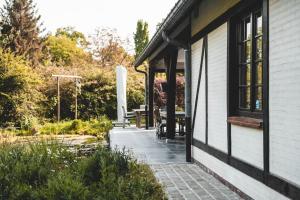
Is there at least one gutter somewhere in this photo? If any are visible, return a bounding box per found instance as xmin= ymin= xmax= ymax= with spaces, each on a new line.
xmin=134 ymin=65 xmax=149 ymax=130
xmin=134 ymin=0 xmax=195 ymax=67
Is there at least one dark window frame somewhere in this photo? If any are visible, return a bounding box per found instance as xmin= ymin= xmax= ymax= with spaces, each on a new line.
xmin=229 ymin=3 xmax=264 ymax=119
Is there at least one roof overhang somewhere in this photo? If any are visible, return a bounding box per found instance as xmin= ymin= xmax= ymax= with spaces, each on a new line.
xmin=134 ymin=0 xmax=196 ymax=67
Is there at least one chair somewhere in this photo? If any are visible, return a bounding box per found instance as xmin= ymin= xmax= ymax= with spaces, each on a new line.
xmin=122 ymin=106 xmax=135 ymax=128
xmin=177 ymin=117 xmax=185 ymax=136
xmin=154 ymin=107 xmax=166 ymax=139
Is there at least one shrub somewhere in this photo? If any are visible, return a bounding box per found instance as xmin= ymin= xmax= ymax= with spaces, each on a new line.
xmin=39 ymin=117 xmax=112 ymax=140
xmin=0 ymin=142 xmax=167 ymax=200
xmin=0 ymin=49 xmax=44 ymax=128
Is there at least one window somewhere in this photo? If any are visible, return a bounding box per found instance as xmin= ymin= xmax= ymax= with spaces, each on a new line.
xmin=231 ymin=6 xmax=263 ymax=119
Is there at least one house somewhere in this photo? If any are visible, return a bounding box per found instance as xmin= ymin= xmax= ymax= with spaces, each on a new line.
xmin=134 ymin=0 xmax=300 ymax=199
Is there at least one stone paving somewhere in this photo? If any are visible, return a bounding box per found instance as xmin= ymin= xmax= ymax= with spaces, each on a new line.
xmin=110 ymin=127 xmax=243 ymax=200
xmin=152 ymin=164 xmax=242 ymax=200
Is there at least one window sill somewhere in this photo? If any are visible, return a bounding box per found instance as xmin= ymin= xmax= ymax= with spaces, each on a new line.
xmin=228 ymin=116 xmax=263 ymax=129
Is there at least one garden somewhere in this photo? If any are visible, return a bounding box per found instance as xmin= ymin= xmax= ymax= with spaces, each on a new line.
xmin=0 ymin=0 xmax=168 ymax=199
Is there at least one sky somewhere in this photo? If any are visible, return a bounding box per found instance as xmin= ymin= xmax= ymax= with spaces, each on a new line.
xmin=0 ymin=0 xmax=177 ymax=48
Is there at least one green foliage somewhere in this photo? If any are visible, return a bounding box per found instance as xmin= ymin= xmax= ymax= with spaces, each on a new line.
xmin=0 ymin=142 xmax=166 ymax=200
xmin=40 ymin=117 xmax=112 ymax=140
xmin=0 ymin=49 xmax=44 ymax=128
xmin=0 ymin=0 xmax=42 ymax=65
xmin=134 ymin=20 xmax=149 ymax=58
xmin=78 ymin=70 xmax=117 ymax=120
xmin=43 ymin=34 xmax=91 ymax=67
xmin=89 ymin=28 xmax=132 ymax=67
xmin=55 ymin=27 xmax=89 ymax=48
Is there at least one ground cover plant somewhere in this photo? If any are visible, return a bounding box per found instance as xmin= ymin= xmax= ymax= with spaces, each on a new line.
xmin=0 ymin=141 xmax=167 ymax=200
xmin=40 ymin=117 xmax=112 ymax=139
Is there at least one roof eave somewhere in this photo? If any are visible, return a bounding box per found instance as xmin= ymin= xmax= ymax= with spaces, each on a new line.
xmin=134 ymin=0 xmax=195 ymax=67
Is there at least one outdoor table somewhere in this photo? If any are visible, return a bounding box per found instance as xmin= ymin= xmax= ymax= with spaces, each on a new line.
xmin=160 ymin=111 xmax=186 ymax=135
xmin=133 ymin=109 xmax=146 ymax=128
xmin=160 ymin=111 xmax=185 ymax=119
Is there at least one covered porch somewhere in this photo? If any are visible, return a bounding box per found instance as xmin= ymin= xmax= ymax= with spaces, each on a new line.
xmin=134 ymin=11 xmax=193 ymax=161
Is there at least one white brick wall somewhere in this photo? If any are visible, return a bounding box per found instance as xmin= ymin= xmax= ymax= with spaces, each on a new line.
xmin=192 ymin=146 xmax=289 ymax=200
xmin=231 ymin=125 xmax=264 ymax=169
xmin=191 ymin=39 xmax=206 ymax=142
xmin=207 ymin=23 xmax=228 ymax=153
xmin=269 ymin=0 xmax=300 ymax=186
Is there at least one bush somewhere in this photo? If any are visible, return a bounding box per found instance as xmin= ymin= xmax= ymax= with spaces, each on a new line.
xmin=0 ymin=142 xmax=166 ymax=200
xmin=39 ymin=117 xmax=112 ymax=140
xmin=0 ymin=49 xmax=44 ymax=128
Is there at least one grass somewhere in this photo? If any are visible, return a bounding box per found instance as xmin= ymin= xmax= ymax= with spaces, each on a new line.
xmin=0 ymin=141 xmax=167 ymax=200
xmin=1 ymin=116 xmax=112 ymax=142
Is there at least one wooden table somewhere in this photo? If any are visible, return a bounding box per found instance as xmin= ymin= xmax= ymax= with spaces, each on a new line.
xmin=160 ymin=111 xmax=186 ymax=135
xmin=160 ymin=111 xmax=185 ymax=119
xmin=133 ymin=109 xmax=146 ymax=128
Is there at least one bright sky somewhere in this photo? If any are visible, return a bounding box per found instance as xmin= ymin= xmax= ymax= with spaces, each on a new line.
xmin=0 ymin=0 xmax=177 ymax=47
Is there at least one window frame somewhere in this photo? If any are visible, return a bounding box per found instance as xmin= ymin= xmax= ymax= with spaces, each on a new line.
xmin=229 ymin=3 xmax=264 ymax=120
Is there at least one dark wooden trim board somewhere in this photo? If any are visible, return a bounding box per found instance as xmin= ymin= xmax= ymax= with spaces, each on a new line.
xmin=192 ymin=139 xmax=300 ymax=199
xmin=192 ymin=158 xmax=253 ymax=200
xmin=204 ymin=36 xmax=208 ymax=145
xmin=190 ymin=0 xmax=300 ymax=199
xmin=227 ymin=116 xmax=263 ymax=129
xmin=191 ymin=0 xmax=260 ymax=44
xmin=262 ymin=0 xmax=270 ymax=177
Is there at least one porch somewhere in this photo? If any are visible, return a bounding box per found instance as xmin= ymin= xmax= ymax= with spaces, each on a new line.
xmin=109 ymin=127 xmax=243 ymax=200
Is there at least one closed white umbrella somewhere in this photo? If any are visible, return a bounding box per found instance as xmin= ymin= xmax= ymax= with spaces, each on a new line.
xmin=116 ymin=65 xmax=127 ymax=123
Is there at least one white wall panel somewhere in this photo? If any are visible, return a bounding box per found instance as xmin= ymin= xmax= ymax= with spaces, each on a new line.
xmin=192 ymin=146 xmax=289 ymax=200
xmin=231 ymin=125 xmax=264 ymax=169
xmin=191 ymin=39 xmax=206 ymax=142
xmin=269 ymin=0 xmax=300 ymax=186
xmin=207 ymin=23 xmax=228 ymax=153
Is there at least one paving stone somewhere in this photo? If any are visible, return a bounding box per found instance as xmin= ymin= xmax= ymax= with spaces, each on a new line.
xmin=110 ymin=127 xmax=244 ymax=200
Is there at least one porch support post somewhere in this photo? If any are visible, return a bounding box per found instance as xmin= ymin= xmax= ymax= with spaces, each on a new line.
xmin=184 ymin=47 xmax=192 ymax=162
xmin=165 ymin=48 xmax=178 ymax=139
xmin=148 ymin=65 xmax=155 ymax=127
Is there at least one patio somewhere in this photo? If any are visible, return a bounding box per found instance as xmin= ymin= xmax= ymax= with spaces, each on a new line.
xmin=109 ymin=127 xmax=243 ymax=200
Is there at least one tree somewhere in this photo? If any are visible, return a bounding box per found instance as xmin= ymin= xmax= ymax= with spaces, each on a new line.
xmin=0 ymin=0 xmax=43 ymax=65
xmin=43 ymin=29 xmax=92 ymax=66
xmin=89 ymin=28 xmax=132 ymax=67
xmin=134 ymin=20 xmax=149 ymax=58
xmin=55 ymin=27 xmax=89 ymax=48
xmin=0 ymin=48 xmax=44 ymax=128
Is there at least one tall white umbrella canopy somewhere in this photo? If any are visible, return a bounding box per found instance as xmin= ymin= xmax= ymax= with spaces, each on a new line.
xmin=116 ymin=65 xmax=127 ymax=122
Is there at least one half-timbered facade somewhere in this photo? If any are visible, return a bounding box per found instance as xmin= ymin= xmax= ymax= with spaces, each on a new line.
xmin=134 ymin=0 xmax=300 ymax=199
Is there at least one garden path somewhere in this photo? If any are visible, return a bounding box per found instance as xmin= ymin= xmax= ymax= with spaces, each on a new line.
xmin=109 ymin=127 xmax=243 ymax=200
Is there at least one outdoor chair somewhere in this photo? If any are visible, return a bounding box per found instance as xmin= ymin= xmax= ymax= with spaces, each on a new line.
xmin=154 ymin=107 xmax=166 ymax=139
xmin=122 ymin=106 xmax=135 ymax=128
xmin=177 ymin=117 xmax=185 ymax=136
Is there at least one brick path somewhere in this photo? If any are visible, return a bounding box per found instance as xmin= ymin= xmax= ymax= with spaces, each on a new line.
xmin=110 ymin=127 xmax=243 ymax=200
xmin=152 ymin=163 xmax=242 ymax=200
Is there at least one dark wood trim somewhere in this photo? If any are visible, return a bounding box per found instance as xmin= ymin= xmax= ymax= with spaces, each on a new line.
xmin=204 ymin=36 xmax=208 ymax=145
xmin=262 ymin=0 xmax=270 ymax=177
xmin=192 ymin=138 xmax=300 ymax=199
xmin=149 ymin=17 xmax=190 ymax=62
xmin=191 ymin=0 xmax=260 ymax=44
xmin=166 ymin=48 xmax=178 ymax=139
xmin=192 ymin=37 xmax=206 ymax=132
xmin=192 ymin=158 xmax=253 ymax=200
xmin=227 ymin=21 xmax=232 ymax=158
xmin=153 ymin=68 xmax=184 ymax=73
xmin=148 ymin=67 xmax=155 ymax=127
xmin=227 ymin=116 xmax=263 ymax=129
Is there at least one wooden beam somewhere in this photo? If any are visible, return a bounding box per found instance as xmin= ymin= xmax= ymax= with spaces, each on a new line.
xmin=149 ymin=17 xmax=190 ymax=62
xmin=148 ymin=66 xmax=155 ymax=127
xmin=166 ymin=48 xmax=178 ymax=139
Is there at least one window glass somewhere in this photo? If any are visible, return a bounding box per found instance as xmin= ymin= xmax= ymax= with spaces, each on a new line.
xmin=236 ymin=8 xmax=263 ymax=114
